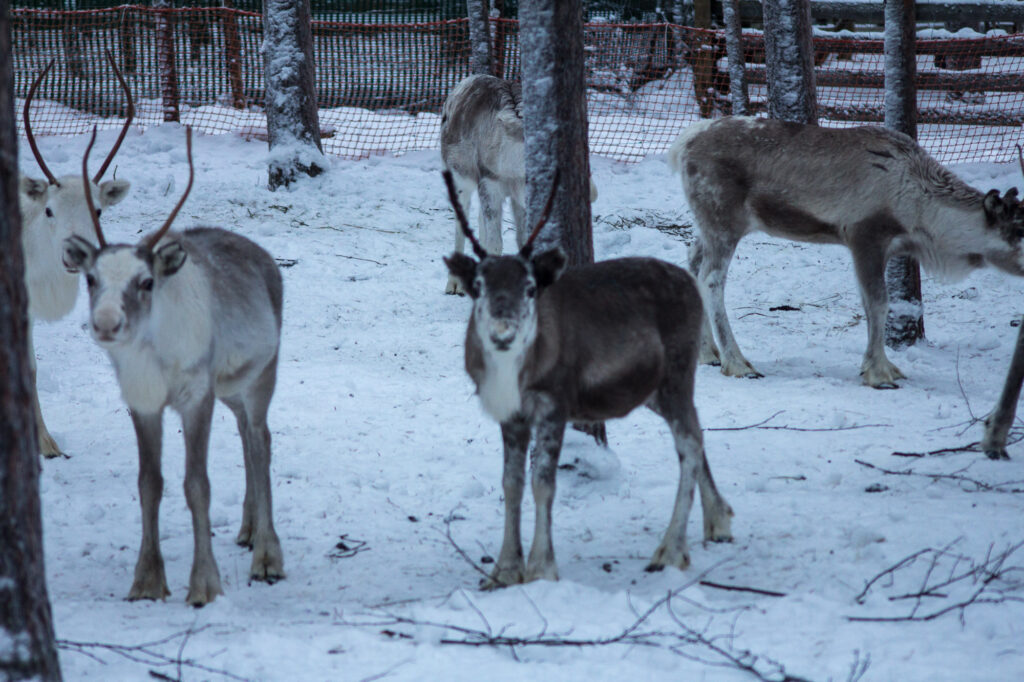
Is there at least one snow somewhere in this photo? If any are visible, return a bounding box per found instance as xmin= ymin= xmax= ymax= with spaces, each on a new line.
xmin=21 ymin=119 xmax=1024 ymax=681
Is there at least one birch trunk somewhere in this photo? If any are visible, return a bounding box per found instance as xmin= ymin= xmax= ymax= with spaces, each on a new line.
xmin=763 ymin=0 xmax=817 ymax=124
xmin=466 ymin=0 xmax=492 ymax=76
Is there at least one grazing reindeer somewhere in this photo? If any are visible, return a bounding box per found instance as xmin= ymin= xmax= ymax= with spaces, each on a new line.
xmin=443 ymin=171 xmax=733 ymax=589
xmin=670 ymin=116 xmax=1024 ymax=388
xmin=441 ymin=74 xmax=597 ymax=294
xmin=22 ymin=54 xmax=133 ymax=456
xmin=62 ymin=127 xmax=285 ymax=606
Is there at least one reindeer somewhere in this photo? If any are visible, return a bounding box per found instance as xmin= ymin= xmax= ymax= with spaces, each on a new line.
xmin=62 ymin=127 xmax=285 ymax=606
xmin=441 ymin=74 xmax=597 ymax=294
xmin=443 ymin=171 xmax=733 ymax=589
xmin=982 ymin=318 xmax=1024 ymax=460
xmin=21 ymin=53 xmax=133 ymax=456
xmin=670 ymin=116 xmax=1024 ymax=388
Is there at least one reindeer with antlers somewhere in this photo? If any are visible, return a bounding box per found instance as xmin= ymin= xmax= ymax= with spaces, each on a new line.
xmin=20 ymin=53 xmax=133 ymax=456
xmin=62 ymin=127 xmax=285 ymax=606
xmin=443 ymin=171 xmax=733 ymax=589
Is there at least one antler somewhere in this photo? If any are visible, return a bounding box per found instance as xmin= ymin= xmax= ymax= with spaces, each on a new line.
xmin=1017 ymin=144 xmax=1023 ymax=187
xmin=519 ymin=169 xmax=561 ymax=256
xmin=145 ymin=126 xmax=194 ymax=250
xmin=23 ymin=59 xmax=59 ymax=186
xmin=81 ymin=125 xmax=107 ymax=247
xmin=92 ymin=49 xmax=135 ymax=183
xmin=442 ymin=170 xmax=488 ymax=259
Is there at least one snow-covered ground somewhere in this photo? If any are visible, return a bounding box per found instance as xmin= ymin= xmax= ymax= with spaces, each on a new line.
xmin=23 ymin=123 xmax=1024 ymax=681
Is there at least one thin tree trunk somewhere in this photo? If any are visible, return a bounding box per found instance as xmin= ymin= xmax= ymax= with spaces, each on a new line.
xmin=884 ymin=0 xmax=924 ymax=348
xmin=221 ymin=0 xmax=245 ymax=109
xmin=264 ymin=0 xmax=325 ymax=190
xmin=0 ymin=4 xmax=62 ymax=679
xmin=153 ymin=0 xmax=180 ymax=122
xmin=763 ymin=0 xmax=817 ymax=124
xmin=722 ymin=0 xmax=749 ymax=116
xmin=466 ymin=0 xmax=492 ymax=76
xmin=520 ymin=0 xmax=604 ymax=445
xmin=491 ymin=0 xmax=506 ymax=78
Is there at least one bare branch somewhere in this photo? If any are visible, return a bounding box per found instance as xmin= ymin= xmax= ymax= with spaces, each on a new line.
xmin=708 ymin=411 xmax=889 ymax=433
xmin=854 ymin=459 xmax=1024 ymax=493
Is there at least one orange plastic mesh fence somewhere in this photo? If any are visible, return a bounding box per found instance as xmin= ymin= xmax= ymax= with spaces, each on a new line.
xmin=12 ymin=8 xmax=1024 ymax=165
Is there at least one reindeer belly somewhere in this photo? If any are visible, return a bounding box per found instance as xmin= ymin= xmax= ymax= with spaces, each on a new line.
xmin=750 ymin=194 xmax=843 ymax=245
xmin=571 ymin=351 xmax=663 ymax=421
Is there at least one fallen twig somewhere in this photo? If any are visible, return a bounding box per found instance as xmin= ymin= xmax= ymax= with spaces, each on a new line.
xmin=854 ymin=459 xmax=1024 ymax=493
xmin=708 ymin=411 xmax=889 ymax=433
xmin=699 ymin=580 xmax=787 ymax=598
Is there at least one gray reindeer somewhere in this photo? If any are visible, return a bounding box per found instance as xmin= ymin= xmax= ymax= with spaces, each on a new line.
xmin=21 ymin=54 xmax=133 ymax=456
xmin=62 ymin=128 xmax=284 ymax=606
xmin=441 ymin=74 xmax=596 ymax=294
xmin=443 ymin=171 xmax=733 ymax=589
xmin=671 ymin=116 xmax=1024 ymax=388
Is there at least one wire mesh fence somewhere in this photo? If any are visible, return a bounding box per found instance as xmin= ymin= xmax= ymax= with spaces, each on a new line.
xmin=12 ymin=7 xmax=1024 ymax=164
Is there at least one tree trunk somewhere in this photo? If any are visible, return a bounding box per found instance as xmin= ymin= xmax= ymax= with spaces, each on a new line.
xmin=221 ymin=0 xmax=245 ymax=109
xmin=153 ymin=0 xmax=180 ymax=122
xmin=722 ymin=0 xmax=749 ymax=116
xmin=884 ymin=0 xmax=924 ymax=348
xmin=0 ymin=5 xmax=62 ymax=679
xmin=519 ymin=0 xmax=604 ymax=445
xmin=763 ymin=0 xmax=817 ymax=124
xmin=466 ymin=0 xmax=492 ymax=76
xmin=491 ymin=0 xmax=506 ymax=78
xmin=264 ymin=0 xmax=325 ymax=190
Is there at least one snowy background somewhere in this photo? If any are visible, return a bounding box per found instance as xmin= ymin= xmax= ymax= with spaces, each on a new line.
xmin=21 ymin=119 xmax=1024 ymax=681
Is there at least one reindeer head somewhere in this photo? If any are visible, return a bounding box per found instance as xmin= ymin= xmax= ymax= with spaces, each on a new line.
xmin=979 ymin=146 xmax=1024 ymax=272
xmin=63 ymin=127 xmax=194 ymax=347
xmin=443 ymin=170 xmax=566 ymax=352
xmin=22 ymin=53 xmax=133 ymax=248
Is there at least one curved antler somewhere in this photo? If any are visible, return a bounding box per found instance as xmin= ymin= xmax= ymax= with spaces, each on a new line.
xmin=92 ymin=49 xmax=135 ymax=183
xmin=519 ymin=169 xmax=561 ymax=257
xmin=442 ymin=170 xmax=489 ymax=259
xmin=81 ymin=125 xmax=107 ymax=247
xmin=23 ymin=59 xmax=59 ymax=186
xmin=145 ymin=126 xmax=194 ymax=250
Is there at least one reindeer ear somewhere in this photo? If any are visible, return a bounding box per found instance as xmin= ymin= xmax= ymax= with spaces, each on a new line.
xmin=154 ymin=241 xmax=188 ymax=278
xmin=531 ymin=247 xmax=567 ymax=289
xmin=98 ymin=179 xmax=131 ymax=207
xmin=984 ymin=189 xmax=1008 ymax=225
xmin=62 ymin=235 xmax=96 ymax=273
xmin=444 ymin=252 xmax=478 ymax=296
xmin=20 ymin=176 xmax=48 ymax=201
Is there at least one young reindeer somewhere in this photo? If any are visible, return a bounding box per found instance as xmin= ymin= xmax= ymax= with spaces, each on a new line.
xmin=21 ymin=53 xmax=133 ymax=456
xmin=443 ymin=171 xmax=733 ymax=589
xmin=441 ymin=74 xmax=597 ymax=294
xmin=670 ymin=116 xmax=1024 ymax=388
xmin=62 ymin=127 xmax=285 ymax=606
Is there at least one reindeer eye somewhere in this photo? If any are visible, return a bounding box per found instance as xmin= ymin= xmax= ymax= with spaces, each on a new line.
xmin=140 ymin=278 xmax=154 ymax=292
xmin=85 ymin=274 xmax=96 ymax=288
xmin=45 ymin=207 xmax=54 ymax=218
xmin=525 ymin=284 xmax=537 ymax=298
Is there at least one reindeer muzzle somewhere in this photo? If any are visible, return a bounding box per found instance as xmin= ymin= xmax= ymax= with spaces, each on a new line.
xmin=489 ymin=319 xmax=518 ymax=351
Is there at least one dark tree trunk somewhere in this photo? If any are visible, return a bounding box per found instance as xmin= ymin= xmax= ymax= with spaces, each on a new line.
xmin=264 ymin=0 xmax=325 ymax=190
xmin=221 ymin=0 xmax=246 ymax=109
xmin=884 ymin=0 xmax=924 ymax=348
xmin=763 ymin=0 xmax=818 ymax=124
xmin=520 ymin=0 xmax=604 ymax=445
xmin=722 ymin=0 xmax=749 ymax=116
xmin=466 ymin=0 xmax=492 ymax=76
xmin=519 ymin=0 xmax=592 ymax=263
xmin=153 ymin=0 xmax=180 ymax=122
xmin=0 ymin=5 xmax=62 ymax=679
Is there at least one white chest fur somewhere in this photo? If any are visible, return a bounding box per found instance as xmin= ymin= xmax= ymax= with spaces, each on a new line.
xmin=473 ymin=313 xmax=536 ymax=423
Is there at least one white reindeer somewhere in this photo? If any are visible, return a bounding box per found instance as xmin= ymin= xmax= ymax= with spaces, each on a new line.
xmin=443 ymin=172 xmax=733 ymax=588
xmin=441 ymin=74 xmax=597 ymax=294
xmin=670 ymin=116 xmax=1024 ymax=388
xmin=21 ymin=54 xmax=132 ymax=456
xmin=62 ymin=128 xmax=285 ymax=606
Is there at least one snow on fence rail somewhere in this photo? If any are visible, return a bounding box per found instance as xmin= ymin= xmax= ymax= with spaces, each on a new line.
xmin=11 ymin=7 xmax=1024 ymax=164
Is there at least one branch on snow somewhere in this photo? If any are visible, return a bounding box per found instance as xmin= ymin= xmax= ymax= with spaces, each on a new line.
xmin=708 ymin=410 xmax=890 ymax=433
xmin=850 ymin=539 xmax=1024 ymax=623
xmin=854 ymin=459 xmax=1024 ymax=493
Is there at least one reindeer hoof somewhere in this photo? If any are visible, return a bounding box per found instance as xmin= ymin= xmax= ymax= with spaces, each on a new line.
xmin=480 ymin=564 xmax=524 ymax=590
xmin=985 ymin=448 xmax=1010 ymax=461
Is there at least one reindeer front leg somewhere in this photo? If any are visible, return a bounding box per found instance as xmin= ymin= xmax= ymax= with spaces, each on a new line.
xmin=482 ymin=417 xmax=530 ymax=590
xmin=127 ymin=409 xmax=170 ymax=601
xmin=181 ymin=390 xmax=223 ymax=606
xmin=525 ymin=407 xmax=566 ymax=583
xmin=851 ymin=240 xmax=905 ymax=388
xmin=982 ymin=318 xmax=1024 ymax=460
xmin=27 ymin=325 xmax=63 ymax=457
